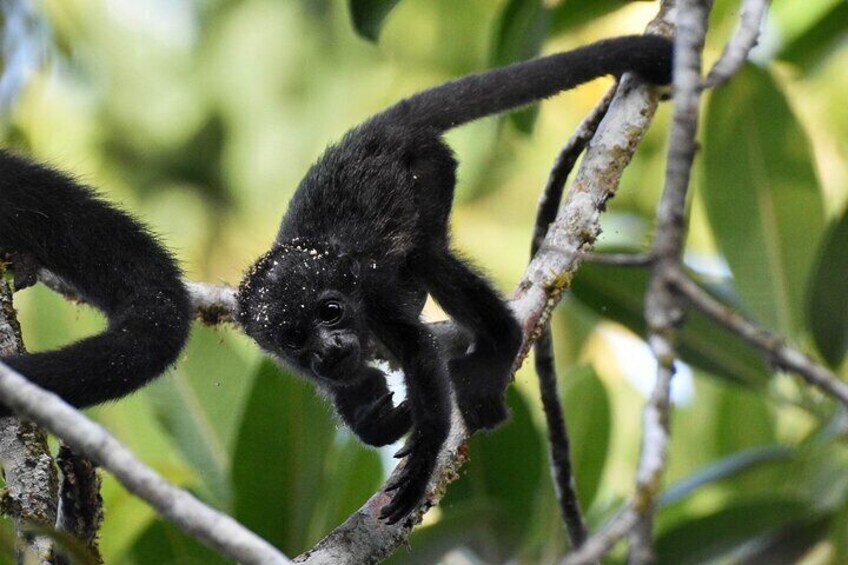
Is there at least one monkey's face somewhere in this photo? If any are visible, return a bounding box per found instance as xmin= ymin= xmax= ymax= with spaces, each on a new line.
xmin=237 ymin=241 xmax=368 ymax=386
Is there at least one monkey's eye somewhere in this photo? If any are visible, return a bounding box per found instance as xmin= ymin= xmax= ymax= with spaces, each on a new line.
xmin=318 ymin=300 xmax=344 ymax=325
xmin=282 ymin=327 xmax=308 ymax=350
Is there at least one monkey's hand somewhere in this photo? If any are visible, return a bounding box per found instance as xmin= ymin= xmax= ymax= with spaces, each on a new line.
xmin=380 ymin=423 xmax=446 ymax=524
xmin=450 ymin=353 xmax=511 ymax=432
xmin=350 ymin=392 xmax=412 ymax=447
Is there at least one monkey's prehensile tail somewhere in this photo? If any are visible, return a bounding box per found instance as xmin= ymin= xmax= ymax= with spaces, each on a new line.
xmin=0 ymin=150 xmax=191 ymax=414
xmin=382 ymin=35 xmax=673 ymax=133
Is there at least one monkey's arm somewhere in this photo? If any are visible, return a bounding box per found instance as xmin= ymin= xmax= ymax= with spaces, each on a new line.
xmin=380 ymin=35 xmax=672 ymax=132
xmin=0 ymin=150 xmax=191 ymax=416
xmin=415 ymin=249 xmax=523 ymax=432
xmin=369 ymin=309 xmax=451 ymax=524
xmin=331 ymin=366 xmax=411 ymax=447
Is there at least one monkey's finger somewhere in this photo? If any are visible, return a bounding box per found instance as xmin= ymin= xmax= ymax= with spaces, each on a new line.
xmin=373 ymin=391 xmax=395 ymax=410
xmin=393 ymin=441 xmax=415 ymax=459
xmin=383 ymin=472 xmax=406 ymax=492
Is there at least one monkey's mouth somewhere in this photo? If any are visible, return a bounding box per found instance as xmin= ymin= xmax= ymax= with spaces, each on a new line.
xmin=311 ymin=348 xmax=361 ymax=382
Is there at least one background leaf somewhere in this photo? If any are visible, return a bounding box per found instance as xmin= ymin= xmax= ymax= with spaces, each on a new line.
xmin=232 ymin=359 xmax=336 ymax=555
xmin=560 ymin=364 xmax=611 ymax=511
xmin=440 ymin=388 xmax=543 ymax=561
xmin=549 ymin=0 xmax=630 ymax=35
xmin=490 ymin=0 xmax=549 ymax=133
xmin=702 ymin=65 xmax=826 ymax=336
xmin=807 ymin=204 xmax=848 ymax=367
xmin=348 ymin=0 xmax=404 ymax=42
xmin=655 ymin=499 xmax=807 ymax=565
xmin=570 ymin=256 xmax=770 ymax=387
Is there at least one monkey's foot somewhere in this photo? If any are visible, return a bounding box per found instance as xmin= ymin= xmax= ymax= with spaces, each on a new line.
xmin=449 ymin=354 xmax=511 ymax=432
xmin=456 ymin=391 xmax=509 ymax=432
xmin=380 ymin=427 xmax=443 ymax=524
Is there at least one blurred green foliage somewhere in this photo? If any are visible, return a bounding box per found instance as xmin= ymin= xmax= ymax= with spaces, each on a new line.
xmin=1 ymin=0 xmax=847 ymax=563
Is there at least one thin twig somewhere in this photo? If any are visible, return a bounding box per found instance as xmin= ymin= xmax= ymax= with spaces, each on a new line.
xmin=667 ymin=268 xmax=848 ymax=407
xmin=704 ymin=0 xmax=768 ymax=88
xmin=534 ymin=330 xmax=588 ymax=548
xmin=529 ymin=88 xmax=616 ymax=549
xmin=578 ymin=252 xmax=653 ymax=267
xmin=562 ymin=506 xmax=639 ymax=565
xmin=0 ymin=361 xmax=291 ymax=565
xmin=629 ymin=0 xmax=711 ymax=561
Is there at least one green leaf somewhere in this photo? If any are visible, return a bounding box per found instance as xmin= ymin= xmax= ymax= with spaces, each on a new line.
xmin=232 ymin=359 xmax=336 ymax=555
xmin=655 ymin=498 xmax=808 ymax=565
xmin=733 ymin=514 xmax=832 ymax=563
xmin=807 ymin=204 xmax=848 ymax=367
xmin=490 ymin=0 xmax=549 ymax=134
xmin=703 ymin=66 xmax=826 ymax=336
xmin=347 ymin=0 xmax=403 ymax=42
xmin=560 ymin=364 xmax=610 ymax=510
xmin=128 ymin=519 xmax=229 ymax=565
xmin=779 ymin=2 xmax=848 ymax=71
xmin=385 ymin=503 xmax=499 ymax=565
xmin=570 ymin=257 xmax=770 ymax=387
xmin=714 ymin=387 xmax=775 ymax=457
xmin=659 ymin=445 xmax=794 ymax=507
xmin=549 ymin=0 xmax=630 ymax=35
xmin=441 ymin=388 xmax=543 ymax=560
xmin=147 ymin=326 xmax=255 ymax=508
xmin=313 ymin=437 xmax=383 ymax=533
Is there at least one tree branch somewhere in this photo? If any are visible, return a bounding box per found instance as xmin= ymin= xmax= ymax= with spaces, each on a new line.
xmin=666 ymin=268 xmax=848 ymax=407
xmin=0 ymin=360 xmax=291 ymax=565
xmin=0 ymin=276 xmax=58 ymax=564
xmin=704 ymin=0 xmax=768 ymax=88
xmin=628 ymin=1 xmax=710 ymax=561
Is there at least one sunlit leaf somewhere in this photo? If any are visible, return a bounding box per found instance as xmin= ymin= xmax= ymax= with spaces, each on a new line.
xmin=560 ymin=364 xmax=610 ymax=510
xmin=779 ymin=2 xmax=848 ymax=71
xmin=807 ymin=205 xmax=848 ymax=367
xmin=703 ymin=66 xmax=825 ymax=336
xmin=348 ymin=0 xmax=403 ymax=42
xmin=549 ymin=0 xmax=630 ymax=35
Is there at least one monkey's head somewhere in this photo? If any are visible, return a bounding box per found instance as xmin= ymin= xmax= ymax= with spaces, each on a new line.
xmin=237 ymin=239 xmax=367 ymax=386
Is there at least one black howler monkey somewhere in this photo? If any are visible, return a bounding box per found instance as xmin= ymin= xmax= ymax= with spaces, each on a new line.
xmin=237 ymin=35 xmax=673 ymax=523
xmin=0 ymin=150 xmax=191 ymax=416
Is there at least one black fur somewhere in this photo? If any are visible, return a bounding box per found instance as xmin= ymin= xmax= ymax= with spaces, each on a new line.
xmin=0 ymin=150 xmax=192 ymax=415
xmin=237 ymin=35 xmax=673 ymax=524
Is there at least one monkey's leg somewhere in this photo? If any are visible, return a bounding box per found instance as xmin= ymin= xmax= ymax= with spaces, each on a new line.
xmin=331 ymin=366 xmax=411 ymax=447
xmin=370 ymin=312 xmax=451 ymax=524
xmin=419 ymin=250 xmax=523 ymax=432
